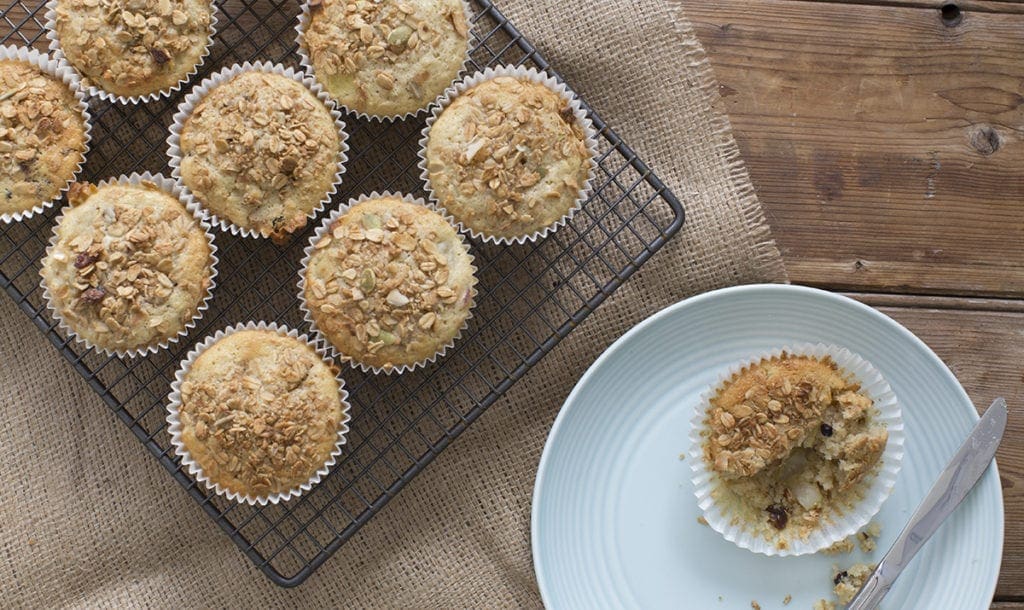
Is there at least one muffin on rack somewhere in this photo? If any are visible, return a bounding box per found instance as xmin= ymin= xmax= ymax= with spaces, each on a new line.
xmin=170 ymin=325 xmax=348 ymax=503
xmin=300 ymin=193 xmax=476 ymax=373
xmin=0 ymin=55 xmax=88 ymax=221
xmin=299 ymin=0 xmax=470 ymax=118
xmin=421 ymin=67 xmax=595 ymax=243
xmin=48 ymin=0 xmax=215 ymax=100
xmin=172 ymin=66 xmax=346 ymax=240
xmin=40 ymin=177 xmax=215 ymax=355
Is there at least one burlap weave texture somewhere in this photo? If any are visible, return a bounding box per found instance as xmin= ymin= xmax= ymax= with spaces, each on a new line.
xmin=0 ymin=0 xmax=787 ymax=606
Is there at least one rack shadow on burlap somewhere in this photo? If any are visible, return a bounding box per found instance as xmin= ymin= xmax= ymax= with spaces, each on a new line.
xmin=0 ymin=0 xmax=684 ymax=586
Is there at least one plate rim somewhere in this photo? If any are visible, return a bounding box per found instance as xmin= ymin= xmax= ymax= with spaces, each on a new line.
xmin=531 ymin=282 xmax=1005 ymax=608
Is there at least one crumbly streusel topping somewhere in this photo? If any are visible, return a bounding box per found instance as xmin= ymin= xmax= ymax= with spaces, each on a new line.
xmin=425 ymin=76 xmax=591 ymax=238
xmin=179 ymin=330 xmax=343 ymax=497
xmin=54 ymin=0 xmax=212 ymax=97
xmin=41 ymin=181 xmax=211 ymax=350
xmin=305 ymin=196 xmax=475 ymax=370
xmin=179 ymin=70 xmax=341 ymax=238
xmin=304 ymin=0 xmax=468 ymax=115
xmin=0 ymin=60 xmax=86 ymax=216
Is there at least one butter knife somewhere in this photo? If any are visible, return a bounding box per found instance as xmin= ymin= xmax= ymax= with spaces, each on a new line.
xmin=847 ymin=397 xmax=1007 ymax=610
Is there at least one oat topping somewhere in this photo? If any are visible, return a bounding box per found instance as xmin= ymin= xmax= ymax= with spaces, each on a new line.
xmin=178 ymin=70 xmax=341 ymax=239
xmin=178 ymin=330 xmax=344 ymax=497
xmin=54 ymin=0 xmax=213 ymax=97
xmin=425 ymin=76 xmax=591 ymax=239
xmin=303 ymin=0 xmax=469 ymax=116
xmin=304 ymin=196 xmax=475 ymax=370
xmin=40 ymin=181 xmax=212 ymax=351
xmin=0 ymin=60 xmax=86 ymax=217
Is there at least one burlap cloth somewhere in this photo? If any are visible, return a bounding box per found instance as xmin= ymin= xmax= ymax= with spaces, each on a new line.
xmin=1 ymin=1 xmax=787 ymax=607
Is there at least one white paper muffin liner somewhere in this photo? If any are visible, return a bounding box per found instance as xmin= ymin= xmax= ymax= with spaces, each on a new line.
xmin=417 ymin=65 xmax=599 ymax=245
xmin=166 ymin=61 xmax=349 ymax=240
xmin=43 ymin=0 xmax=218 ymax=104
xmin=295 ymin=0 xmax=475 ymax=122
xmin=297 ymin=190 xmax=478 ymax=375
xmin=39 ymin=172 xmax=219 ymax=358
xmin=166 ymin=321 xmax=352 ymax=506
xmin=0 ymin=45 xmax=91 ymax=224
xmin=686 ymin=343 xmax=905 ymax=557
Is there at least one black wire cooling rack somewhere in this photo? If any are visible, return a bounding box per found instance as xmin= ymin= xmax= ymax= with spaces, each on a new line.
xmin=0 ymin=0 xmax=684 ymax=586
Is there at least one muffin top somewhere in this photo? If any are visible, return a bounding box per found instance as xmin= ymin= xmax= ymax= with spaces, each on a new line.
xmin=705 ymin=355 xmax=852 ymax=478
xmin=178 ymin=70 xmax=342 ymax=239
xmin=53 ymin=0 xmax=213 ymax=98
xmin=0 ymin=60 xmax=87 ymax=217
xmin=178 ymin=329 xmax=345 ymax=498
xmin=40 ymin=181 xmax=212 ymax=352
xmin=425 ymin=75 xmax=592 ymax=240
xmin=304 ymin=196 xmax=475 ymax=371
xmin=303 ymin=0 xmax=469 ymax=116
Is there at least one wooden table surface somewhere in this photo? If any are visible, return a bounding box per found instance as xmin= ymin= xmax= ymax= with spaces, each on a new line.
xmin=686 ymin=0 xmax=1023 ymax=606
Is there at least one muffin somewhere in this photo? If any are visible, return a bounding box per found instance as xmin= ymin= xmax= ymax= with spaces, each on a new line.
xmin=697 ymin=352 xmax=889 ymax=550
xmin=301 ymin=193 xmax=476 ymax=372
xmin=171 ymin=325 xmax=348 ymax=502
xmin=0 ymin=56 xmax=88 ymax=220
xmin=299 ymin=0 xmax=470 ymax=117
xmin=173 ymin=67 xmax=345 ymax=240
xmin=40 ymin=177 xmax=214 ymax=354
xmin=48 ymin=0 xmax=214 ymax=100
xmin=422 ymin=68 xmax=594 ymax=241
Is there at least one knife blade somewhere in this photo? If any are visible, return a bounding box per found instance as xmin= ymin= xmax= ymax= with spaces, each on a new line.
xmin=847 ymin=397 xmax=1007 ymax=610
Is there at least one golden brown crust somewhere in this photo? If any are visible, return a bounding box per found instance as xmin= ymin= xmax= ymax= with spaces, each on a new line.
xmin=54 ymin=0 xmax=213 ymax=97
xmin=304 ymin=0 xmax=469 ymax=116
xmin=40 ymin=181 xmax=212 ymax=351
xmin=304 ymin=196 xmax=475 ymax=370
xmin=0 ymin=60 xmax=86 ymax=216
xmin=425 ymin=76 xmax=591 ymax=239
xmin=178 ymin=330 xmax=344 ymax=498
xmin=178 ymin=70 xmax=341 ymax=239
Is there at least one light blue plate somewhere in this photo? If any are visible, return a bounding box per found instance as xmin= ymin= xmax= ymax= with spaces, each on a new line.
xmin=532 ymin=284 xmax=1003 ymax=610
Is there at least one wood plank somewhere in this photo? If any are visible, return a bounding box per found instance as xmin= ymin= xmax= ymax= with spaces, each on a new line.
xmin=848 ymin=300 xmax=1024 ymax=597
xmin=686 ymin=0 xmax=1024 ymax=297
xmin=804 ymin=0 xmax=1024 ymax=15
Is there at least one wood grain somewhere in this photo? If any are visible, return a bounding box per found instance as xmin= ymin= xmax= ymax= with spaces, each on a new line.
xmin=853 ymin=303 xmax=1024 ymax=597
xmin=687 ymin=0 xmax=1024 ymax=296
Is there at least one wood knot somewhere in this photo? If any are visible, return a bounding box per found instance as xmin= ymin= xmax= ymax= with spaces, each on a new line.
xmin=969 ymin=125 xmax=1000 ymax=156
xmin=940 ymin=3 xmax=963 ymax=27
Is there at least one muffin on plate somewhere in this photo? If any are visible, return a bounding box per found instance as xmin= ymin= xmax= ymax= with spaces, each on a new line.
xmin=0 ymin=56 xmax=88 ymax=220
xmin=690 ymin=346 xmax=901 ymax=555
xmin=301 ymin=193 xmax=476 ymax=373
xmin=422 ymin=68 xmax=595 ymax=242
xmin=171 ymin=325 xmax=348 ymax=503
xmin=174 ymin=67 xmax=345 ymax=240
xmin=40 ymin=177 xmax=215 ymax=355
xmin=299 ymin=0 xmax=470 ymax=118
xmin=48 ymin=0 xmax=215 ymax=99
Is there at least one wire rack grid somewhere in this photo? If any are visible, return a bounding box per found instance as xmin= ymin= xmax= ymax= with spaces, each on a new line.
xmin=0 ymin=0 xmax=684 ymax=587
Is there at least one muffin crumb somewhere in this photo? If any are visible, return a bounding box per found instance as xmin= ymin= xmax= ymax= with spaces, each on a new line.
xmin=783 ymin=594 xmax=792 ymax=605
